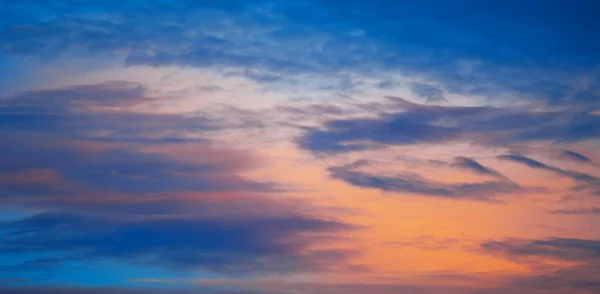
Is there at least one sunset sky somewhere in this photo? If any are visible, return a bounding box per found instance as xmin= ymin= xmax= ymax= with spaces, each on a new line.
xmin=1 ymin=1 xmax=600 ymax=293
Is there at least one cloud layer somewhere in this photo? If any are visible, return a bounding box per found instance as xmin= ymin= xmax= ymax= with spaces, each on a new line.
xmin=0 ymin=82 xmax=356 ymax=277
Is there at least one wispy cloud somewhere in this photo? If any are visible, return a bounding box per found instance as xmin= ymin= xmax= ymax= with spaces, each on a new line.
xmin=298 ymin=97 xmax=600 ymax=154
xmin=499 ymin=154 xmax=600 ymax=196
xmin=327 ymin=161 xmax=521 ymax=201
xmin=481 ymin=237 xmax=600 ymax=263
xmin=451 ymin=157 xmax=510 ymax=181
xmin=561 ymin=150 xmax=595 ymax=165
xmin=551 ymin=208 xmax=600 ymax=215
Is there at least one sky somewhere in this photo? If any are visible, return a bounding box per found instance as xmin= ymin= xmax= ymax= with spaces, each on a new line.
xmin=1 ymin=0 xmax=600 ymax=293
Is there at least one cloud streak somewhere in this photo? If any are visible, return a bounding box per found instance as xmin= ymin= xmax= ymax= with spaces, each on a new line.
xmin=299 ymin=97 xmax=600 ymax=154
xmin=499 ymin=154 xmax=600 ymax=196
xmin=551 ymin=208 xmax=600 ymax=215
xmin=327 ymin=161 xmax=521 ymax=201
xmin=481 ymin=237 xmax=600 ymax=263
xmin=561 ymin=150 xmax=595 ymax=165
xmin=451 ymin=157 xmax=509 ymax=181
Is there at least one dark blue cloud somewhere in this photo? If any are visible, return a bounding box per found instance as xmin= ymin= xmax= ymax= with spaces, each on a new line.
xmin=561 ymin=150 xmax=595 ymax=165
xmin=499 ymin=154 xmax=600 ymax=196
xmin=498 ymin=154 xmax=554 ymax=170
xmin=298 ymin=98 xmax=600 ymax=154
xmin=482 ymin=237 xmax=600 ymax=263
xmin=297 ymin=98 xmax=600 ymax=201
xmin=0 ymin=211 xmax=354 ymax=275
xmin=327 ymin=161 xmax=521 ymax=201
xmin=451 ymin=157 xmax=508 ymax=181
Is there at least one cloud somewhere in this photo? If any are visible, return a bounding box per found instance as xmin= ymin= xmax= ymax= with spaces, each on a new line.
xmin=499 ymin=154 xmax=558 ymax=170
xmin=411 ymin=82 xmax=446 ymax=103
xmin=0 ymin=81 xmax=216 ymax=142
xmin=298 ymin=97 xmax=600 ymax=154
xmin=0 ymin=131 xmax=277 ymax=198
xmin=2 ymin=81 xmax=151 ymax=109
xmin=481 ymin=237 xmax=600 ymax=263
xmin=481 ymin=265 xmax=600 ymax=294
xmin=0 ymin=81 xmax=282 ymax=198
xmin=498 ymin=154 xmax=600 ymax=196
xmin=451 ymin=157 xmax=509 ymax=180
xmin=295 ymin=98 xmax=600 ymax=202
xmin=327 ymin=161 xmax=521 ymax=201
xmin=0 ymin=81 xmax=357 ymax=276
xmin=0 ymin=210 xmax=354 ymax=275
xmin=551 ymin=208 xmax=600 ymax=215
xmin=561 ymin=150 xmax=595 ymax=165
